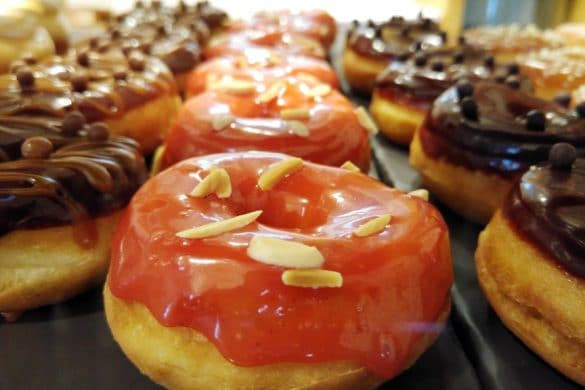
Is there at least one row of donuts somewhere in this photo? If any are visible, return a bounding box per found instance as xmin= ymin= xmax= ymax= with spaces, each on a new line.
xmin=344 ymin=16 xmax=585 ymax=385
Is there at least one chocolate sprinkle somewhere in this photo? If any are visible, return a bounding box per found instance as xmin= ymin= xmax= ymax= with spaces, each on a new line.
xmin=86 ymin=122 xmax=110 ymax=141
xmin=16 ymin=68 xmax=35 ymax=88
xmin=62 ymin=111 xmax=87 ymax=135
xmin=507 ymin=63 xmax=520 ymax=74
xmin=525 ymin=110 xmax=546 ymax=131
xmin=460 ymin=97 xmax=478 ymax=121
xmin=575 ymin=102 xmax=585 ymax=118
xmin=483 ymin=55 xmax=495 ymax=68
xmin=414 ymin=53 xmax=427 ymax=67
xmin=548 ymin=143 xmax=577 ymax=169
xmin=77 ymin=51 xmax=91 ymax=67
xmin=553 ymin=92 xmax=571 ymax=108
xmin=431 ymin=60 xmax=444 ymax=72
xmin=71 ymin=73 xmax=89 ymax=92
xmin=129 ymin=55 xmax=146 ymax=72
xmin=21 ymin=137 xmax=53 ymax=159
xmin=456 ymin=80 xmax=474 ymax=99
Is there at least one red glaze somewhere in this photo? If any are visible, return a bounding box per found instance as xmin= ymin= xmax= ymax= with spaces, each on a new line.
xmin=163 ymin=76 xmax=371 ymax=171
xmin=204 ymin=29 xmax=326 ymax=60
xmin=228 ymin=9 xmax=337 ymax=48
xmin=108 ymin=151 xmax=453 ymax=380
xmin=186 ymin=48 xmax=339 ymax=97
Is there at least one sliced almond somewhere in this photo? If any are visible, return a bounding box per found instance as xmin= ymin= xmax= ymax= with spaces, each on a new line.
xmin=176 ymin=210 xmax=262 ymax=239
xmin=211 ymin=114 xmax=234 ymax=131
xmin=286 ymin=120 xmax=310 ymax=137
xmin=150 ymin=145 xmax=166 ymax=176
xmin=258 ymin=157 xmax=303 ymax=191
xmin=340 ymin=161 xmax=360 ymax=172
xmin=353 ymin=214 xmax=391 ymax=237
xmin=355 ymin=106 xmax=379 ymax=134
xmin=282 ymin=269 xmax=343 ymax=288
xmin=280 ymin=107 xmax=311 ymax=120
xmin=296 ymin=72 xmax=320 ymax=84
xmin=408 ymin=189 xmax=429 ymax=201
xmin=212 ymin=79 xmax=256 ymax=95
xmin=247 ymin=236 xmax=324 ymax=268
xmin=189 ymin=167 xmax=232 ymax=198
xmin=307 ymin=84 xmax=332 ymax=98
xmin=258 ymin=81 xmax=285 ymax=103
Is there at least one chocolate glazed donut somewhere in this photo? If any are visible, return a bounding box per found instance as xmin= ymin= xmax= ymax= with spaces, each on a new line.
xmin=410 ymin=81 xmax=585 ymax=223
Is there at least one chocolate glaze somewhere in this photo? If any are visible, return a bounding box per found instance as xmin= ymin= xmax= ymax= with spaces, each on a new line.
xmin=420 ymin=82 xmax=585 ymax=176
xmin=347 ymin=16 xmax=446 ymax=60
xmin=503 ymin=158 xmax=585 ymax=278
xmin=375 ymin=46 xmax=530 ymax=111
xmin=0 ymin=115 xmax=147 ymax=242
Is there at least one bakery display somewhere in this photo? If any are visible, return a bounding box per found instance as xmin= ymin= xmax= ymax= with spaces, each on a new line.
xmin=476 ymin=145 xmax=585 ymax=385
xmin=370 ymin=45 xmax=529 ymax=145
xmin=343 ymin=16 xmax=446 ymax=94
xmin=410 ymin=81 xmax=585 ymax=224
xmin=0 ymin=115 xmax=147 ymax=315
xmin=162 ymin=76 xmax=374 ymax=171
xmin=105 ymin=151 xmax=453 ymax=389
xmin=185 ymin=48 xmax=339 ymax=97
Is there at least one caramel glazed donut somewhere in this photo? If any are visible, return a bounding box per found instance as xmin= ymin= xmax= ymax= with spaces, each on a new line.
xmin=0 ymin=113 xmax=148 ymax=317
xmin=370 ymin=45 xmax=530 ymax=145
xmin=343 ymin=16 xmax=446 ymax=95
xmin=105 ymin=151 xmax=453 ymax=390
xmin=2 ymin=45 xmax=180 ymax=155
xmin=476 ymin=145 xmax=585 ymax=385
xmin=410 ymin=81 xmax=585 ymax=224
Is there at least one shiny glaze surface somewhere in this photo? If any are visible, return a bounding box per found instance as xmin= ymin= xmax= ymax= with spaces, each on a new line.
xmin=204 ymin=29 xmax=326 ymax=60
xmin=229 ymin=9 xmax=336 ymax=47
xmin=346 ymin=17 xmax=445 ymax=60
xmin=0 ymin=116 xmax=147 ymax=241
xmin=419 ymin=82 xmax=585 ymax=176
xmin=163 ymin=76 xmax=370 ymax=170
xmin=186 ymin=48 xmax=339 ymax=96
xmin=504 ymin=159 xmax=585 ymax=278
xmin=109 ymin=151 xmax=453 ymax=379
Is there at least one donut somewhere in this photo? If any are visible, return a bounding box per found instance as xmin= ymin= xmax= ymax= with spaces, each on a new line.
xmin=462 ymin=24 xmax=561 ymax=63
xmin=185 ymin=48 xmax=339 ymax=97
xmin=2 ymin=46 xmax=181 ymax=154
xmin=555 ymin=23 xmax=585 ymax=46
xmin=162 ymin=76 xmax=374 ymax=172
xmin=343 ymin=16 xmax=446 ymax=95
xmin=104 ymin=151 xmax=453 ymax=389
xmin=204 ymin=29 xmax=326 ymax=60
xmin=370 ymin=45 xmax=530 ymax=145
xmin=410 ymin=81 xmax=585 ymax=224
xmin=476 ymin=145 xmax=585 ymax=385
xmin=0 ymin=5 xmax=55 ymax=73
xmin=0 ymin=115 xmax=148 ymax=316
xmin=517 ymin=46 xmax=585 ymax=100
xmin=229 ymin=9 xmax=336 ymax=48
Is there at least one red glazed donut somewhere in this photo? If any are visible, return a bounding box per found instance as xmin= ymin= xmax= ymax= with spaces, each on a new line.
xmin=186 ymin=48 xmax=339 ymax=97
xmin=204 ymin=29 xmax=326 ymax=60
xmin=163 ymin=76 xmax=373 ymax=171
xmin=105 ymin=151 xmax=453 ymax=389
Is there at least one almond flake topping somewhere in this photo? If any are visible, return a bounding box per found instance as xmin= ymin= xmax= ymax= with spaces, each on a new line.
xmin=280 ymin=108 xmax=311 ymax=120
xmin=340 ymin=161 xmax=360 ymax=172
xmin=176 ymin=210 xmax=262 ymax=239
xmin=353 ymin=214 xmax=391 ymax=237
xmin=211 ymin=114 xmax=234 ymax=131
xmin=282 ymin=269 xmax=343 ymax=288
xmin=296 ymin=72 xmax=320 ymax=84
xmin=258 ymin=81 xmax=285 ymax=103
xmin=307 ymin=84 xmax=332 ymax=98
xmin=189 ymin=167 xmax=232 ymax=198
xmin=408 ymin=189 xmax=429 ymax=201
xmin=211 ymin=79 xmax=256 ymax=94
xmin=355 ymin=106 xmax=379 ymax=134
xmin=286 ymin=120 xmax=310 ymax=137
xmin=247 ymin=236 xmax=324 ymax=268
xmin=150 ymin=145 xmax=166 ymax=176
xmin=258 ymin=157 xmax=303 ymax=191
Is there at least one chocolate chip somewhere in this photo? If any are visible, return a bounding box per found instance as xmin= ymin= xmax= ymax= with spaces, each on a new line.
xmin=431 ymin=60 xmax=444 ymax=72
xmin=21 ymin=136 xmax=53 ymax=159
xmin=98 ymin=43 xmax=110 ymax=53
xmin=110 ymin=29 xmax=121 ymax=39
xmin=86 ymin=122 xmax=110 ymax=141
xmin=453 ymin=50 xmax=464 ymax=64
xmin=525 ymin=110 xmax=546 ymax=131
xmin=396 ymin=52 xmax=409 ymax=62
xmin=22 ymin=55 xmax=37 ymax=65
xmin=505 ymin=75 xmax=520 ymax=89
xmin=62 ymin=111 xmax=86 ymax=135
xmin=121 ymin=44 xmax=135 ymax=57
xmin=374 ymin=27 xmax=383 ymax=39
xmin=89 ymin=37 xmax=100 ymax=49
xmin=71 ymin=73 xmax=89 ymax=92
xmin=412 ymin=41 xmax=422 ymax=51
xmin=460 ymin=97 xmax=478 ymax=121
xmin=575 ymin=102 xmax=585 ymax=118
xmin=157 ymin=24 xmax=167 ymax=36
xmin=456 ymin=79 xmax=474 ymax=99
xmin=548 ymin=143 xmax=577 ymax=169
xmin=140 ymin=41 xmax=152 ymax=54
xmin=483 ymin=55 xmax=495 ymax=68
xmin=507 ymin=63 xmax=519 ymax=74
xmin=16 ymin=68 xmax=35 ymax=88
xmin=553 ymin=92 xmax=571 ymax=108
xmin=458 ymin=35 xmax=466 ymax=45
xmin=128 ymin=55 xmax=146 ymax=72
xmin=113 ymin=68 xmax=128 ymax=81
xmin=414 ymin=53 xmax=427 ymax=67
xmin=77 ymin=51 xmax=90 ymax=67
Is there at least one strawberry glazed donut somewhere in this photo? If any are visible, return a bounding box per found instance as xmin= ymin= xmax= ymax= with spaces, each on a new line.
xmin=162 ymin=76 xmax=374 ymax=172
xmin=186 ymin=48 xmax=339 ymax=97
xmin=204 ymin=29 xmax=326 ymax=60
xmin=105 ymin=151 xmax=453 ymax=390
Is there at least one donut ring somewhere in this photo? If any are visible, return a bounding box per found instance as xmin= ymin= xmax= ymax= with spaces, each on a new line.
xmin=410 ymin=81 xmax=585 ymax=224
xmin=162 ymin=76 xmax=372 ymax=172
xmin=186 ymin=48 xmax=339 ymax=97
xmin=105 ymin=151 xmax=453 ymax=389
